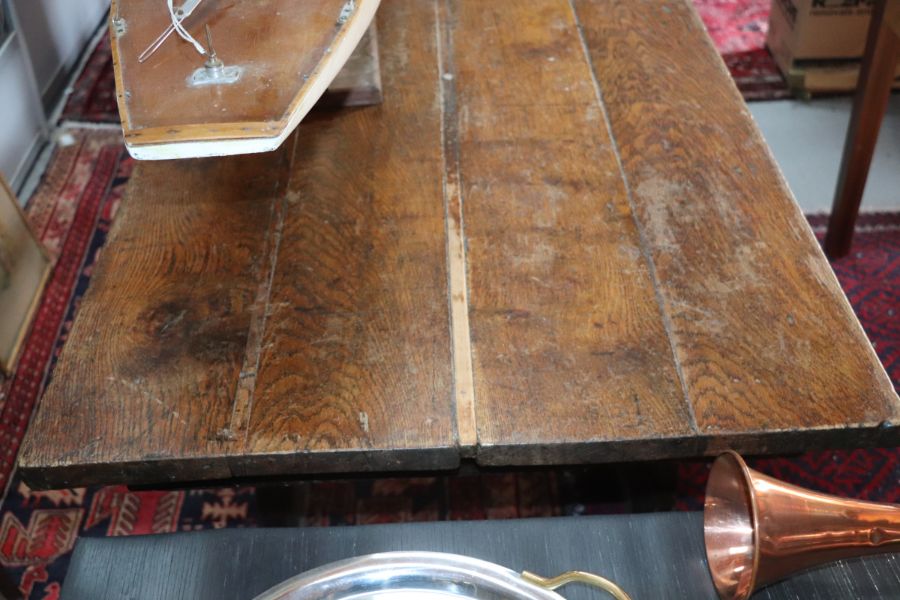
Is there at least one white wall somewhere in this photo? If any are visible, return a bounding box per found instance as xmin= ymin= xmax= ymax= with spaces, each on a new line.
xmin=0 ymin=32 xmax=46 ymax=190
xmin=0 ymin=0 xmax=107 ymax=190
xmin=12 ymin=0 xmax=108 ymax=105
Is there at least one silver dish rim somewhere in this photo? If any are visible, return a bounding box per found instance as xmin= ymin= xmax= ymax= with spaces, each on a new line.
xmin=252 ymin=551 xmax=567 ymax=600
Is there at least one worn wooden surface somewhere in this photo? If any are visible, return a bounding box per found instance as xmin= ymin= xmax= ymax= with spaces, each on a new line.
xmin=568 ymin=0 xmax=898 ymax=457
xmin=18 ymin=0 xmax=900 ymax=488
xmin=19 ymin=146 xmax=295 ymax=486
xmin=232 ymin=0 xmax=456 ymax=477
xmin=452 ymin=0 xmax=695 ymax=463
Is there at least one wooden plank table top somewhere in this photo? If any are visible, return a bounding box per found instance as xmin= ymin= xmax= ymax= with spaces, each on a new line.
xmin=18 ymin=0 xmax=900 ymax=489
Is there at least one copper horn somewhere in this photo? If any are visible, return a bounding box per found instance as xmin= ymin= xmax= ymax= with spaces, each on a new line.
xmin=703 ymin=450 xmax=900 ymax=600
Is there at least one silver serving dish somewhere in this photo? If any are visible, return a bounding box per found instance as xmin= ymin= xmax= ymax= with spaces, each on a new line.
xmin=254 ymin=552 xmax=630 ymax=600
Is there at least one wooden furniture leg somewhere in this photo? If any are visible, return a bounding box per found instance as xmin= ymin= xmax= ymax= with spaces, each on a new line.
xmin=825 ymin=0 xmax=900 ymax=259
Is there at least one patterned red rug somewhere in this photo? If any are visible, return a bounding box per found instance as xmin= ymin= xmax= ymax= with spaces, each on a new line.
xmin=0 ymin=127 xmax=897 ymax=598
xmin=692 ymin=0 xmax=791 ymax=100
xmin=60 ymin=35 xmax=117 ymax=124
xmin=60 ymin=0 xmax=788 ymax=124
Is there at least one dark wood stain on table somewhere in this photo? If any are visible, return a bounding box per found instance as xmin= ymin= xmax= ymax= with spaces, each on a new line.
xmin=19 ymin=147 xmax=294 ymax=486
xmin=17 ymin=0 xmax=900 ymax=488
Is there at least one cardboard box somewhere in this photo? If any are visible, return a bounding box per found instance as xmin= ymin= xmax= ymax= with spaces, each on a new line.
xmin=767 ymin=0 xmax=900 ymax=94
xmin=783 ymin=60 xmax=900 ymax=95
xmin=768 ymin=0 xmax=873 ymax=66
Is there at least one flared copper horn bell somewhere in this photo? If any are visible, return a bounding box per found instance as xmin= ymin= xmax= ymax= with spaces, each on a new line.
xmin=704 ymin=451 xmax=900 ymax=600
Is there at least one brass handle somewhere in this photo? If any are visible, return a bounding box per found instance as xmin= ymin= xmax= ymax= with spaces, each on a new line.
xmin=522 ymin=570 xmax=633 ymax=600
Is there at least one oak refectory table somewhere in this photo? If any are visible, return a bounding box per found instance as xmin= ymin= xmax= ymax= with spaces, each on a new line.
xmin=18 ymin=0 xmax=900 ymax=489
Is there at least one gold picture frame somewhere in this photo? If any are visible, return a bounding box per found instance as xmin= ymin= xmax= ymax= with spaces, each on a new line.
xmin=0 ymin=174 xmax=51 ymax=374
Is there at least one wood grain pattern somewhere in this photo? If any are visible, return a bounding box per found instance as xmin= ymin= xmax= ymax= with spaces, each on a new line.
xmin=17 ymin=147 xmax=294 ymax=488
xmin=451 ymin=0 xmax=696 ymax=464
xmin=17 ymin=0 xmax=900 ymax=488
xmin=233 ymin=0 xmax=457 ymax=476
xmin=20 ymin=0 xmax=457 ymax=488
xmin=572 ymin=0 xmax=900 ymax=451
